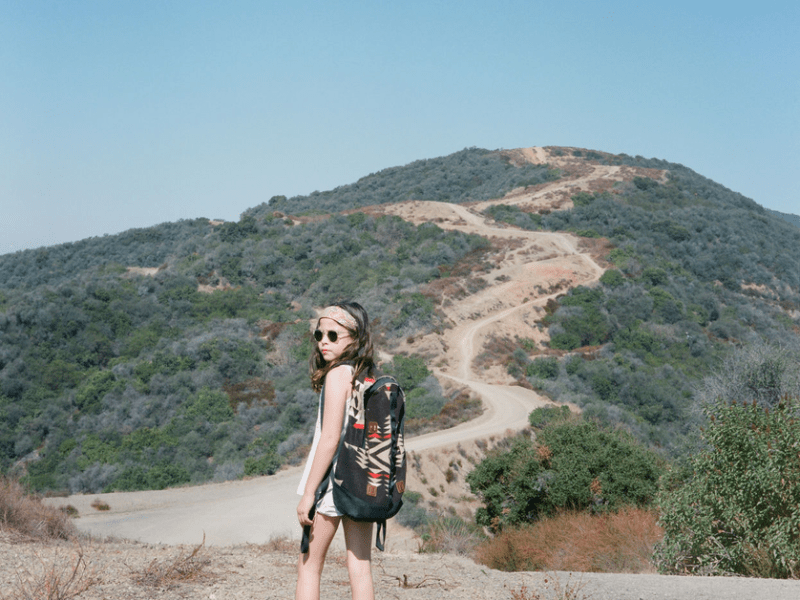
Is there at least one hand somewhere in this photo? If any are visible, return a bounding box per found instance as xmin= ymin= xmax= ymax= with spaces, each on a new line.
xmin=297 ymin=494 xmax=315 ymax=527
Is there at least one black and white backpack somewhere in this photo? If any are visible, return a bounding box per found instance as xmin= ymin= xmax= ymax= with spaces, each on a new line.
xmin=302 ymin=371 xmax=406 ymax=552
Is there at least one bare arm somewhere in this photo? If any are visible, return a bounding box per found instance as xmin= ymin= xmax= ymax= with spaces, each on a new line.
xmin=297 ymin=364 xmax=352 ymax=525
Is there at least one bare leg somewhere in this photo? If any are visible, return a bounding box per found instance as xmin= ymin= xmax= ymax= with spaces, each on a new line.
xmin=342 ymin=518 xmax=374 ymax=600
xmin=296 ymin=513 xmax=340 ymax=600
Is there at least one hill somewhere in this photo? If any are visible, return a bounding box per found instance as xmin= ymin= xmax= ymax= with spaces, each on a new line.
xmin=1 ymin=146 xmax=799 ymax=495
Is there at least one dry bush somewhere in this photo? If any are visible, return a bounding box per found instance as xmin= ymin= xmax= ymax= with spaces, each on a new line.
xmin=224 ymin=377 xmax=276 ymax=409
xmin=249 ymin=535 xmax=297 ymax=555
xmin=576 ymin=235 xmax=614 ymax=267
xmin=418 ymin=516 xmax=485 ymax=556
xmin=424 ymin=276 xmax=472 ymax=304
xmin=90 ymin=498 xmax=110 ymax=511
xmin=424 ymin=243 xmax=498 ymax=303
xmin=0 ymin=476 xmax=75 ymax=541
xmin=132 ymin=534 xmax=214 ymax=589
xmin=3 ymin=544 xmax=95 ymax=600
xmin=445 ymin=246 xmax=496 ymax=278
xmin=257 ymin=319 xmax=286 ymax=340
xmin=511 ymin=573 xmax=590 ymax=600
xmin=511 ymin=585 xmax=543 ymax=600
xmin=476 ymin=507 xmax=662 ymax=573
xmin=473 ymin=334 xmax=518 ymax=371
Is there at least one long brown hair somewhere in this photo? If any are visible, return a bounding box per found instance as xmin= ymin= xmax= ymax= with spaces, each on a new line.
xmin=309 ymin=301 xmax=375 ymax=392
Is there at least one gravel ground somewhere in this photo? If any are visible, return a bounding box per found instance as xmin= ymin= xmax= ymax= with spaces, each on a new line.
xmin=3 ymin=533 xmax=800 ymax=600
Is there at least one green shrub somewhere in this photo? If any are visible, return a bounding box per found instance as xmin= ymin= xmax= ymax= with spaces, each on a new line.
xmin=526 ymin=357 xmax=559 ymax=379
xmin=541 ymin=421 xmax=663 ymax=513
xmin=243 ymin=452 xmax=281 ymax=477
xmin=547 ymin=286 xmax=612 ymax=351
xmin=655 ymin=395 xmax=800 ymax=578
xmin=564 ymin=356 xmax=583 ymax=376
xmin=404 ymin=387 xmax=445 ymax=420
xmin=641 ymin=267 xmax=669 ymax=286
xmin=600 ymin=269 xmax=625 ymax=288
xmin=183 ymin=387 xmax=234 ymax=423
xmin=528 ymin=405 xmax=571 ymax=429
xmin=633 ymin=176 xmax=659 ymax=191
xmin=110 ymin=462 xmax=191 ymax=491
xmin=394 ymin=490 xmax=432 ymax=531
xmin=571 ymin=192 xmax=595 ymax=207
xmin=467 ymin=417 xmax=663 ymax=532
xmin=643 ymin=287 xmax=684 ymax=324
xmin=483 ymin=205 xmax=543 ymax=230
xmin=388 ymin=355 xmax=430 ymax=391
xmin=75 ymin=370 xmax=118 ymax=413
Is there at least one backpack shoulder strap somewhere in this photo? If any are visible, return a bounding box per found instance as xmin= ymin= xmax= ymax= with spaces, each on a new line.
xmin=375 ymin=519 xmax=387 ymax=552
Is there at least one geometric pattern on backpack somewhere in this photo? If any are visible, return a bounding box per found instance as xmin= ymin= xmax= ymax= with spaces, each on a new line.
xmin=327 ymin=372 xmax=406 ymax=550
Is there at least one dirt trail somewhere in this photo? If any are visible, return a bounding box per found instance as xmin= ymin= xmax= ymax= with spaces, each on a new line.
xmin=379 ymin=149 xmax=607 ymax=389
xmin=48 ymin=147 xmax=615 ymax=548
xmin=413 ymin=208 xmax=600 ymax=383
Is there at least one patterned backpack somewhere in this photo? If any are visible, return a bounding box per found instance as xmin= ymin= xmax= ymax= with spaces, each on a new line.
xmin=303 ymin=371 xmax=407 ymax=552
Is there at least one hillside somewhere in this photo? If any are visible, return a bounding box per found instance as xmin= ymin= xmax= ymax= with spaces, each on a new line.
xmin=1 ymin=146 xmax=799 ymax=496
xmin=768 ymin=208 xmax=800 ymax=229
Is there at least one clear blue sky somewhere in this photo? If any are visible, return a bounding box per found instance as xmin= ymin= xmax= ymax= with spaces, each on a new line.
xmin=2 ymin=1 xmax=798 ymax=255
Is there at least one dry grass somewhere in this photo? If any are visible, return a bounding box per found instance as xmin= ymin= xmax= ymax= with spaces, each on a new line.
xmin=0 ymin=476 xmax=75 ymax=541
xmin=2 ymin=543 xmax=95 ymax=600
xmin=0 ymin=477 xmax=92 ymax=599
xmin=511 ymin=572 xmax=591 ymax=600
xmin=248 ymin=535 xmax=298 ymax=555
xmin=130 ymin=534 xmax=214 ymax=588
xmin=476 ymin=507 xmax=662 ymax=573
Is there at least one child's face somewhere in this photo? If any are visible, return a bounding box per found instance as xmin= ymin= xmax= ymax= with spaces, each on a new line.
xmin=315 ymin=317 xmax=353 ymax=363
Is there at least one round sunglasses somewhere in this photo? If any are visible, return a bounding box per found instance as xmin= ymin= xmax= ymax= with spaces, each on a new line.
xmin=314 ymin=329 xmax=350 ymax=343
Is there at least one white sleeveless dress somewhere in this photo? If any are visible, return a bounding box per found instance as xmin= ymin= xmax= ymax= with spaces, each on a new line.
xmin=296 ymin=366 xmax=352 ymax=517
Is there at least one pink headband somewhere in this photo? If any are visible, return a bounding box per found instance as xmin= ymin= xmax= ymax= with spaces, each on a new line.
xmin=319 ymin=305 xmax=357 ymax=331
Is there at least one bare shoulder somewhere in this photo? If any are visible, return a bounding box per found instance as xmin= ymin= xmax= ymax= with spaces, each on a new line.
xmin=325 ymin=364 xmax=353 ymax=388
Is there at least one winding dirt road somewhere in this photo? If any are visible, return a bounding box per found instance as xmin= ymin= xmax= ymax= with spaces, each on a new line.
xmin=47 ymin=147 xmax=611 ymax=547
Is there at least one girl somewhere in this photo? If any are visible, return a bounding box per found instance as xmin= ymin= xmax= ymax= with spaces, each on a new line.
xmin=296 ymin=302 xmax=376 ymax=600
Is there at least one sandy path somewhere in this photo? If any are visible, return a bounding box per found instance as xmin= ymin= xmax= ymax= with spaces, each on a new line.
xmin=51 ymin=381 xmax=544 ymax=549
xmin=46 ymin=375 xmax=547 ymax=549
xmin=46 ymin=147 xmax=606 ymax=549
